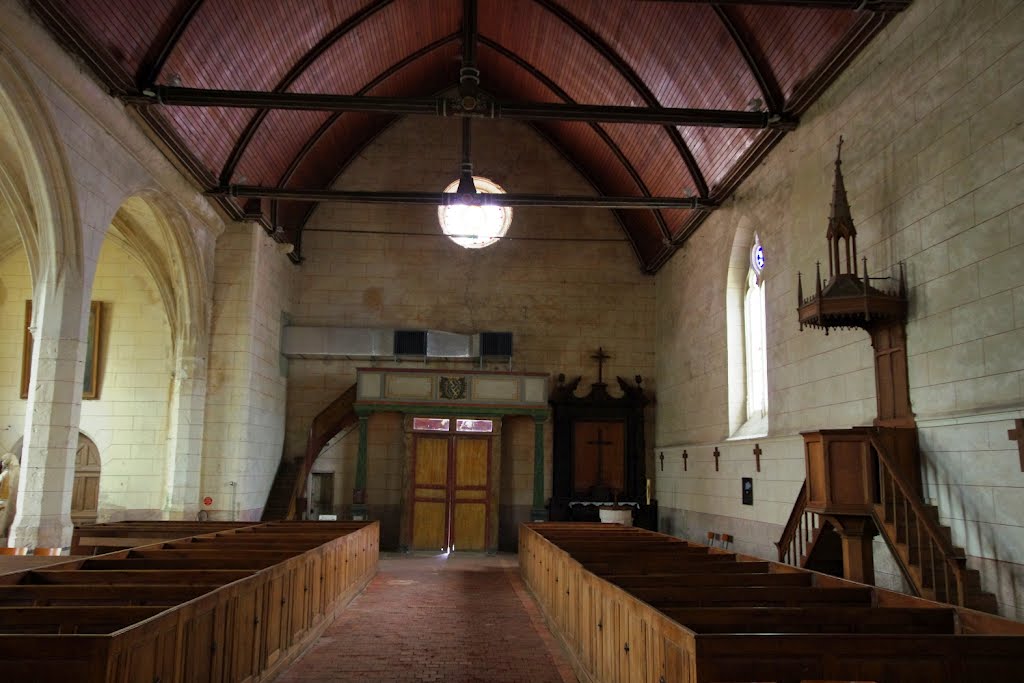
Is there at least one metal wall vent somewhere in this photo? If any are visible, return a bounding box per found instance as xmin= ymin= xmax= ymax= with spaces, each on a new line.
xmin=480 ymin=331 xmax=513 ymax=358
xmin=393 ymin=330 xmax=427 ymax=356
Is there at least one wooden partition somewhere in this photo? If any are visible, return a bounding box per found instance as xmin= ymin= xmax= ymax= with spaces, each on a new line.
xmin=521 ymin=523 xmax=1024 ymax=683
xmin=0 ymin=520 xmax=379 ymax=682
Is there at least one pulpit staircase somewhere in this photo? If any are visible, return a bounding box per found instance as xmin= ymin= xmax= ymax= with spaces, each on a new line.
xmin=778 ymin=434 xmax=998 ymax=614
xmin=261 ymin=384 xmax=359 ymax=521
xmin=261 ymin=456 xmax=302 ymax=520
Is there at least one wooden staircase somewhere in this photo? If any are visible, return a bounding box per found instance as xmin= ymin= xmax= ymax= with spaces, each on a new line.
xmin=261 ymin=457 xmax=302 ymax=521
xmin=775 ymin=481 xmax=844 ymax=577
xmin=871 ymin=433 xmax=997 ymax=613
xmin=778 ymin=435 xmax=999 ymax=613
xmin=285 ymin=383 xmax=359 ymax=520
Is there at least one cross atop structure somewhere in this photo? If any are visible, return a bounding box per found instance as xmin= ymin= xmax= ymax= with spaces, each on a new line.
xmin=591 ymin=346 xmax=611 ymax=385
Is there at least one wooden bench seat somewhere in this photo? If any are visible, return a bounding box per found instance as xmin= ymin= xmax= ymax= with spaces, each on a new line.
xmin=628 ymin=585 xmax=873 ymax=608
xmin=0 ymin=606 xmax=167 ymax=634
xmin=659 ymin=606 xmax=957 ymax=634
xmin=126 ymin=548 xmax=299 ymax=560
xmin=80 ymin=557 xmax=282 ymax=570
xmin=21 ymin=569 xmax=255 ymax=585
xmin=0 ymin=584 xmax=216 ymax=606
xmin=591 ymin=560 xmax=773 ymax=576
xmin=606 ymin=571 xmax=813 ymax=589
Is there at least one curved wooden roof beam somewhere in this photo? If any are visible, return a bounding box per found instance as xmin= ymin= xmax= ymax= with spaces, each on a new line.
xmin=136 ymin=0 xmax=205 ymax=89
xmin=713 ymin=6 xmax=783 ymax=114
xmin=479 ymin=36 xmax=672 ymax=243
xmin=278 ymin=33 xmax=461 ymax=189
xmin=220 ymin=0 xmax=395 ymax=186
xmin=530 ymin=0 xmax=709 ymax=199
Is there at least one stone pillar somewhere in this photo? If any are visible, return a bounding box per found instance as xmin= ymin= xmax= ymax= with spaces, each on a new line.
xmin=352 ymin=415 xmax=369 ymax=519
xmin=831 ymin=515 xmax=877 ymax=585
xmin=531 ymin=416 xmax=546 ymax=522
xmin=163 ymin=355 xmax=207 ymax=520
xmin=10 ymin=287 xmax=86 ymax=548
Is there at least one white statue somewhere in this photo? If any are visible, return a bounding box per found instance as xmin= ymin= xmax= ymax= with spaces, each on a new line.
xmin=0 ymin=452 xmax=20 ymax=539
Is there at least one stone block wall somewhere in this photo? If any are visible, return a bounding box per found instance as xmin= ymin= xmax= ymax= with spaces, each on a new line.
xmin=287 ymin=115 xmax=656 ymax=548
xmin=201 ymin=224 xmax=293 ymax=521
xmin=653 ymin=0 xmax=1024 ymax=618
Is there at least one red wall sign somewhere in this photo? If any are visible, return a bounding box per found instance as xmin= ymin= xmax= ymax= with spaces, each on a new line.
xmin=203 ymin=496 xmax=213 ymax=506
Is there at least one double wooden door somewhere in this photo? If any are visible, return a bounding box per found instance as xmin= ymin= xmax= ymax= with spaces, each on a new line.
xmin=411 ymin=435 xmax=491 ymax=551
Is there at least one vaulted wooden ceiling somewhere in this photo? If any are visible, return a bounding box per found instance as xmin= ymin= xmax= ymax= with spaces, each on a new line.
xmin=31 ymin=0 xmax=909 ymax=272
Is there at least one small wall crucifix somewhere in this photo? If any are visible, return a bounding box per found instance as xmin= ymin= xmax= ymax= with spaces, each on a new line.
xmin=682 ymin=450 xmax=688 ymax=472
xmin=1009 ymin=419 xmax=1024 ymax=472
xmin=590 ymin=346 xmax=611 ymax=385
xmin=753 ymin=443 xmax=762 ymax=473
xmin=659 ymin=452 xmax=665 ymax=471
xmin=713 ymin=446 xmax=721 ymax=472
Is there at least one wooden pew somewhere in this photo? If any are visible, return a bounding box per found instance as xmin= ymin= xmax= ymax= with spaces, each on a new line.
xmin=0 ymin=520 xmax=380 ymax=682
xmin=520 ymin=523 xmax=1024 ymax=682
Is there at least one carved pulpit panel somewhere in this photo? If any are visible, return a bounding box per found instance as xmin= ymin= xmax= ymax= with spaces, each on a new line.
xmin=572 ymin=421 xmax=625 ymax=496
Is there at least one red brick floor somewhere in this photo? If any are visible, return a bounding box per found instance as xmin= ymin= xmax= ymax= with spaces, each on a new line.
xmin=276 ymin=552 xmax=578 ymax=683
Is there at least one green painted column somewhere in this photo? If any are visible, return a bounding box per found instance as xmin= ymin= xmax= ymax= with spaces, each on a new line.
xmin=531 ymin=415 xmax=547 ymax=522
xmin=352 ymin=415 xmax=369 ymax=520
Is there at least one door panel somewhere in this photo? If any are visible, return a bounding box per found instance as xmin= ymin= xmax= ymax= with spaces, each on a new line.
xmin=71 ymin=434 xmax=100 ymax=524
xmin=409 ymin=432 xmax=493 ymax=551
xmin=411 ymin=437 xmax=450 ymax=550
xmin=452 ymin=438 xmax=489 ymax=551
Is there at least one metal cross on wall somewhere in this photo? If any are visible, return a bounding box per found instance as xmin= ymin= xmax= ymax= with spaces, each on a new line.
xmin=753 ymin=443 xmax=762 ymax=472
xmin=1009 ymin=419 xmax=1024 ymax=472
xmin=713 ymin=446 xmax=721 ymax=472
xmin=591 ymin=347 xmax=611 ymax=385
xmin=682 ymin=450 xmax=688 ymax=472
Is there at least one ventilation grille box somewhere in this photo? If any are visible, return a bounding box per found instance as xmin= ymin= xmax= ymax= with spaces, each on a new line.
xmin=394 ymin=330 xmax=427 ymax=356
xmin=480 ymin=331 xmax=513 ymax=358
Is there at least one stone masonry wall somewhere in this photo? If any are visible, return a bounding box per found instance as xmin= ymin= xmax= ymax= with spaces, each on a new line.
xmin=654 ymin=0 xmax=1024 ymax=618
xmin=289 ymin=115 xmax=657 ymax=548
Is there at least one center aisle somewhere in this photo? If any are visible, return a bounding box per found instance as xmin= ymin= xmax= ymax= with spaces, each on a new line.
xmin=276 ymin=552 xmax=579 ymax=683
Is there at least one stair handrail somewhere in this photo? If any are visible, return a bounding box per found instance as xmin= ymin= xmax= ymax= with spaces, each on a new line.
xmin=286 ymin=384 xmax=359 ymax=520
xmin=869 ymin=433 xmax=968 ymax=606
xmin=775 ymin=480 xmax=808 ymax=562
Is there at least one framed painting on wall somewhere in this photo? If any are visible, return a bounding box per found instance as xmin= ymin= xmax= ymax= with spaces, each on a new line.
xmin=20 ymin=300 xmax=103 ymax=399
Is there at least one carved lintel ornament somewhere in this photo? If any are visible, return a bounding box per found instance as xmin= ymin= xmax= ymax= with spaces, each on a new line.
xmin=439 ymin=376 xmax=467 ymax=400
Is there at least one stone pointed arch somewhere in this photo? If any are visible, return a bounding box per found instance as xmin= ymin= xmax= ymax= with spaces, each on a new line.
xmin=105 ymin=190 xmax=211 ymax=521
xmin=110 ymin=191 xmax=211 ymax=361
xmin=0 ymin=46 xmax=87 ymax=548
xmin=0 ymin=45 xmax=82 ymax=293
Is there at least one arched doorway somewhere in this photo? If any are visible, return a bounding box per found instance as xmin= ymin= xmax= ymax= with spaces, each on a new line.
xmin=70 ymin=433 xmax=100 ymax=524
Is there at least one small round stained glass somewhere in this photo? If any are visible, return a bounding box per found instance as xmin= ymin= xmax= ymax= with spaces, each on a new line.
xmin=437 ymin=176 xmax=512 ymax=249
xmin=751 ymin=235 xmax=765 ymax=274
